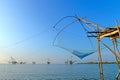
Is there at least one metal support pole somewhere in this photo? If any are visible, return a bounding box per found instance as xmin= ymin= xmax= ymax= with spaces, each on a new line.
xmin=97 ymin=38 xmax=104 ymax=80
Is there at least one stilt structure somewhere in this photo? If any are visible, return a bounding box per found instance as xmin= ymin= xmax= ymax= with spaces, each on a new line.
xmin=8 ymin=57 xmax=18 ymax=64
xmin=53 ymin=16 xmax=120 ymax=80
xmin=87 ymin=23 xmax=120 ymax=80
xmin=47 ymin=58 xmax=51 ymax=64
xmin=97 ymin=38 xmax=104 ymax=80
xmin=77 ymin=18 xmax=120 ymax=80
xmin=69 ymin=56 xmax=74 ymax=65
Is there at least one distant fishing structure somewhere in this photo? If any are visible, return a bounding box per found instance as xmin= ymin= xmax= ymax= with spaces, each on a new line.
xmin=47 ymin=58 xmax=51 ymax=64
xmin=8 ymin=57 xmax=26 ymax=64
xmin=32 ymin=61 xmax=36 ymax=64
xmin=65 ymin=56 xmax=76 ymax=65
xmin=8 ymin=57 xmax=18 ymax=64
xmin=53 ymin=16 xmax=120 ymax=80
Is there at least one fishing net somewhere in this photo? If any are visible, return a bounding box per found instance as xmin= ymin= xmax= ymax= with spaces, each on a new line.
xmin=54 ymin=31 xmax=96 ymax=59
xmin=52 ymin=16 xmax=99 ymax=59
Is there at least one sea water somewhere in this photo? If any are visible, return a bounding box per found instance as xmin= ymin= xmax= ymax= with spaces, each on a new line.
xmin=0 ymin=64 xmax=118 ymax=80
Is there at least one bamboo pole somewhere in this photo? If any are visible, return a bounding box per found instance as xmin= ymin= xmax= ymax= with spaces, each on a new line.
xmin=97 ymin=38 xmax=104 ymax=80
xmin=101 ymin=40 xmax=120 ymax=80
xmin=113 ymin=39 xmax=120 ymax=80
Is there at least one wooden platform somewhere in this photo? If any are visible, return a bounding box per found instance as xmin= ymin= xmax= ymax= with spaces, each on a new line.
xmin=88 ymin=26 xmax=120 ymax=39
xmin=99 ymin=27 xmax=120 ymax=39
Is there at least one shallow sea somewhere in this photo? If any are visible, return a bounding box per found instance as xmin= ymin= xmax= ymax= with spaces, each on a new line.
xmin=0 ymin=64 xmax=118 ymax=80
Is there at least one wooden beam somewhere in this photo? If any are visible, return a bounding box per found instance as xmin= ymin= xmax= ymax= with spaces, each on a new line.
xmin=100 ymin=30 xmax=119 ymax=38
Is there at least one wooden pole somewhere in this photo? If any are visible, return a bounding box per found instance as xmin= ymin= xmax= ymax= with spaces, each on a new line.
xmin=100 ymin=40 xmax=120 ymax=80
xmin=97 ymin=38 xmax=104 ymax=80
xmin=112 ymin=39 xmax=120 ymax=80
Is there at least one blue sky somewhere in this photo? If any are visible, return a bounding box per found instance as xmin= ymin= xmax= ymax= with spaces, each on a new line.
xmin=0 ymin=0 xmax=120 ymax=64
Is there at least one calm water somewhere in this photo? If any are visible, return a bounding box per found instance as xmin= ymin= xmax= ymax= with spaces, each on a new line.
xmin=0 ymin=64 xmax=118 ymax=80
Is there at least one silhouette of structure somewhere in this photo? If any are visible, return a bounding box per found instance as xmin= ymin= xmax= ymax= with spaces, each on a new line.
xmin=32 ymin=61 xmax=36 ymax=64
xmin=8 ymin=57 xmax=18 ymax=64
xmin=69 ymin=56 xmax=74 ymax=65
xmin=47 ymin=58 xmax=51 ymax=64
xmin=65 ymin=56 xmax=76 ymax=64
xmin=19 ymin=61 xmax=26 ymax=64
xmin=8 ymin=57 xmax=26 ymax=64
